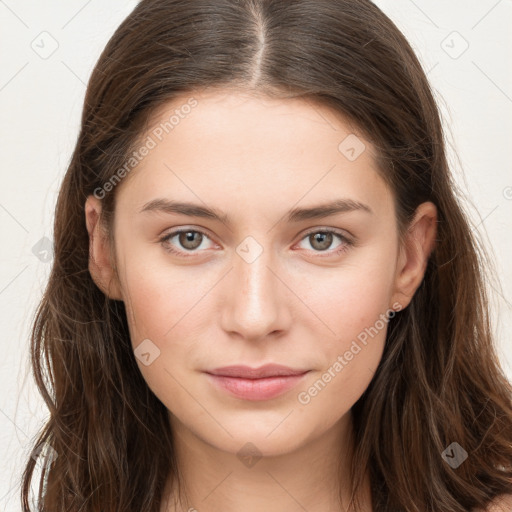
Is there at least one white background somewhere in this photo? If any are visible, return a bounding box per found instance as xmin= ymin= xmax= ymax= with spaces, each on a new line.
xmin=0 ymin=0 xmax=511 ymax=509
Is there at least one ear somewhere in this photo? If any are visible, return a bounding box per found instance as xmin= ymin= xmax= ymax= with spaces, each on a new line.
xmin=391 ymin=201 xmax=437 ymax=309
xmin=84 ymin=195 xmax=123 ymax=300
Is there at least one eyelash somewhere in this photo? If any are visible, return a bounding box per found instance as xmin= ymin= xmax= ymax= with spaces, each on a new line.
xmin=159 ymin=227 xmax=354 ymax=259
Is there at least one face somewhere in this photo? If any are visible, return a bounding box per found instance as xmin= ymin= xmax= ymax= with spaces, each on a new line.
xmin=87 ymin=89 xmax=434 ymax=457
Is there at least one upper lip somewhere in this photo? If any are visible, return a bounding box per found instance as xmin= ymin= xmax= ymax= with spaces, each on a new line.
xmin=206 ymin=364 xmax=309 ymax=379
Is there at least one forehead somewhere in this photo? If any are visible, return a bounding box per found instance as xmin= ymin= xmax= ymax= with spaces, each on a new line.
xmin=115 ymin=89 xmax=393 ymax=221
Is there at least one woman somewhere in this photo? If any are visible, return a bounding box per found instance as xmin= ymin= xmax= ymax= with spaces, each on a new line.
xmin=21 ymin=0 xmax=512 ymax=511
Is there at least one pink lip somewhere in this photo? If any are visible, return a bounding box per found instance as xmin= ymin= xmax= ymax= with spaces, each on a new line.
xmin=204 ymin=364 xmax=310 ymax=401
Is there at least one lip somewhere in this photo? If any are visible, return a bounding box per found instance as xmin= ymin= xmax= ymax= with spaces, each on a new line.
xmin=204 ymin=364 xmax=310 ymax=401
xmin=207 ymin=364 xmax=309 ymax=379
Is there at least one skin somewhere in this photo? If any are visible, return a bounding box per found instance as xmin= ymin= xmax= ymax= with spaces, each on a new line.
xmin=85 ymin=89 xmax=438 ymax=512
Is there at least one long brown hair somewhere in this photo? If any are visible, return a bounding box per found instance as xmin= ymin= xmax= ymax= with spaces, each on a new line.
xmin=21 ymin=0 xmax=512 ymax=510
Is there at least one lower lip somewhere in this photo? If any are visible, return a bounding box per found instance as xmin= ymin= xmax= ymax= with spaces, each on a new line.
xmin=205 ymin=372 xmax=310 ymax=401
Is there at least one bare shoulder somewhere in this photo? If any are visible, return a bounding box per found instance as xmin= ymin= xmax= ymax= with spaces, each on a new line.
xmin=475 ymin=493 xmax=512 ymax=512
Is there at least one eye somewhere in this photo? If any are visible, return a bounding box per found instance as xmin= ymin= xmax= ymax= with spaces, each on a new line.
xmin=159 ymin=227 xmax=354 ymax=258
xmin=296 ymin=228 xmax=353 ymax=257
xmin=159 ymin=228 xmax=215 ymax=257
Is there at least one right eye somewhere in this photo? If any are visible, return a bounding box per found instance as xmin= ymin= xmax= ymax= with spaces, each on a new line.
xmin=159 ymin=228 xmax=216 ymax=257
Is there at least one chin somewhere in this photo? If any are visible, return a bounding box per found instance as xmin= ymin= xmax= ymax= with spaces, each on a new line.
xmin=198 ymin=417 xmax=313 ymax=459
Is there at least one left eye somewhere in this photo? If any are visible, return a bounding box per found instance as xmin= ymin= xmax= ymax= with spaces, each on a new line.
xmin=296 ymin=229 xmax=352 ymax=255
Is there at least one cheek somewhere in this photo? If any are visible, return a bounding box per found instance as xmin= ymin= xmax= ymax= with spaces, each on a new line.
xmin=293 ymin=247 xmax=397 ymax=409
xmin=295 ymin=274 xmax=393 ymax=420
xmin=118 ymin=252 xmax=218 ymax=391
xmin=302 ymin=244 xmax=398 ymax=343
xmin=119 ymin=250 xmax=207 ymax=341
xmin=296 ymin=333 xmax=385 ymax=428
xmin=121 ymin=266 xmax=201 ymax=404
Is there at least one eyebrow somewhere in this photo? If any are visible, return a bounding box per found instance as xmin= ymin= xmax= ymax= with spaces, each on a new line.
xmin=139 ymin=198 xmax=373 ymax=224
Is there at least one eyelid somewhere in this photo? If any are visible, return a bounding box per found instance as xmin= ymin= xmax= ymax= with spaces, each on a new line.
xmin=299 ymin=226 xmax=353 ymax=242
xmin=160 ymin=226 xmax=214 ymax=240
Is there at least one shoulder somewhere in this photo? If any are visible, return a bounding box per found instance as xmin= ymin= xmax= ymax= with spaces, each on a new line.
xmin=475 ymin=493 xmax=512 ymax=512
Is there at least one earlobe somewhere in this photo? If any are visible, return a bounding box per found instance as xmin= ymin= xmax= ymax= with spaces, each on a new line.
xmin=84 ymin=195 xmax=123 ymax=301
xmin=391 ymin=202 xmax=437 ymax=309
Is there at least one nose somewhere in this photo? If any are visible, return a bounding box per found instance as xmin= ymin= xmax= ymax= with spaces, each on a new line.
xmin=219 ymin=243 xmax=292 ymax=342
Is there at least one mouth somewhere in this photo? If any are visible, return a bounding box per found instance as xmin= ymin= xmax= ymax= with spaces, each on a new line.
xmin=204 ymin=364 xmax=310 ymax=401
